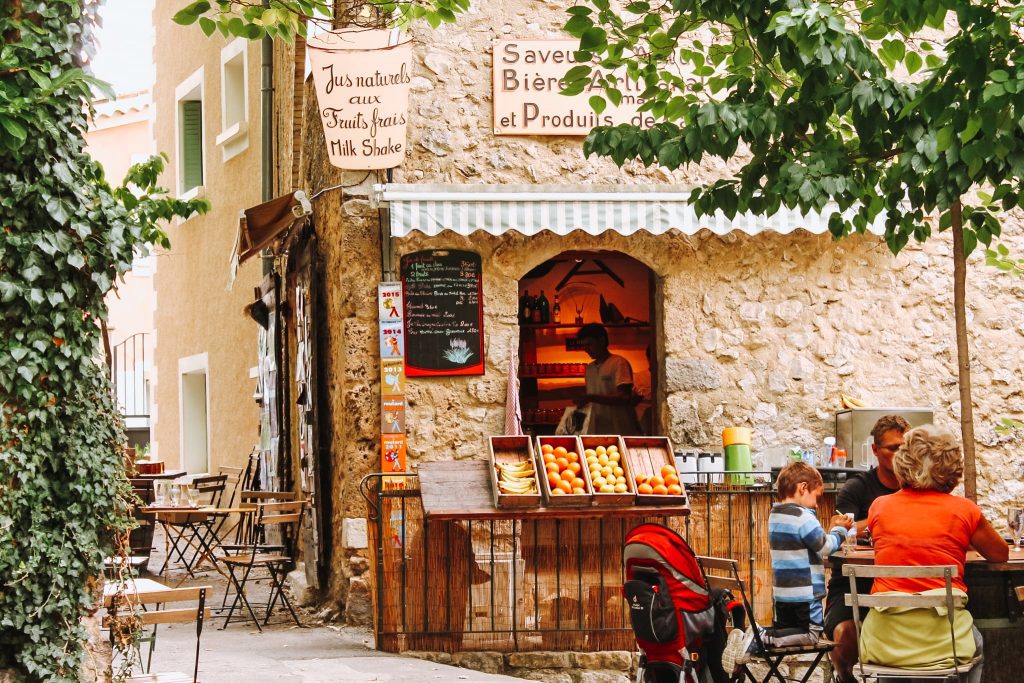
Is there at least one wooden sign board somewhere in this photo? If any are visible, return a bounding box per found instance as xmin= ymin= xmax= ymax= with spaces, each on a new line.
xmin=401 ymin=249 xmax=485 ymax=377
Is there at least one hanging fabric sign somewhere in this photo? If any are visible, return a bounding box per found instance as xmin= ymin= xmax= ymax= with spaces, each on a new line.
xmin=307 ymin=29 xmax=413 ymax=169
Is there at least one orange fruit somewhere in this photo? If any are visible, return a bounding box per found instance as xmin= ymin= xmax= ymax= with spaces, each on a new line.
xmin=567 ymin=462 xmax=581 ymax=474
xmin=543 ymin=452 xmax=556 ymax=464
xmin=555 ymin=457 xmax=570 ymax=471
xmin=635 ymin=474 xmax=649 ymax=485
xmin=637 ymin=483 xmax=654 ymax=494
xmin=649 ymin=476 xmax=665 ymax=488
xmin=572 ymin=487 xmax=585 ymax=494
xmin=548 ymin=472 xmax=562 ymax=487
xmin=661 ymin=464 xmax=677 ymax=478
xmin=567 ymin=451 xmax=579 ymax=463
xmin=653 ymin=484 xmax=668 ymax=495
xmin=546 ymin=462 xmax=560 ymax=475
xmin=553 ymin=446 xmax=568 ymax=457
xmin=557 ymin=479 xmax=573 ymax=494
xmin=572 ymin=477 xmax=586 ymax=489
xmin=667 ymin=484 xmax=682 ymax=495
xmin=664 ymin=474 xmax=680 ymax=486
xmin=551 ymin=488 xmax=565 ymax=495
xmin=542 ymin=444 xmax=554 ymax=454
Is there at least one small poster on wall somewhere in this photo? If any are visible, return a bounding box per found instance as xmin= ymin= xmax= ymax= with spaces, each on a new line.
xmin=381 ymin=358 xmax=405 ymax=396
xmin=379 ymin=321 xmax=406 ymax=359
xmin=381 ymin=434 xmax=407 ymax=473
xmin=381 ymin=397 xmax=405 ymax=433
xmin=400 ymin=249 xmax=485 ymax=377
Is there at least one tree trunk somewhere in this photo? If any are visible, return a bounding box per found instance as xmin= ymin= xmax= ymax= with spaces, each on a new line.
xmin=950 ymin=201 xmax=977 ymax=501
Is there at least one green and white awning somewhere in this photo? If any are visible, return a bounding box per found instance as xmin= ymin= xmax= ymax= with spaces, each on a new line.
xmin=375 ymin=184 xmax=886 ymax=238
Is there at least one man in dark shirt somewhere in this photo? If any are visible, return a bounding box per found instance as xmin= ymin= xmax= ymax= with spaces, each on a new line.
xmin=824 ymin=414 xmax=909 ymax=683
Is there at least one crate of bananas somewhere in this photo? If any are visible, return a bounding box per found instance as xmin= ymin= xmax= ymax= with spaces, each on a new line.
xmin=488 ymin=435 xmax=542 ymax=508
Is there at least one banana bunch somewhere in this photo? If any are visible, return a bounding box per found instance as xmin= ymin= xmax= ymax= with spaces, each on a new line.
xmin=496 ymin=461 xmax=537 ymax=495
xmin=841 ymin=394 xmax=868 ymax=409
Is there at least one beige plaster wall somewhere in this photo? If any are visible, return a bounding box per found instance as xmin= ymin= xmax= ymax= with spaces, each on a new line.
xmin=150 ymin=4 xmax=263 ymax=472
xmin=302 ymin=1 xmax=1024 ymax=608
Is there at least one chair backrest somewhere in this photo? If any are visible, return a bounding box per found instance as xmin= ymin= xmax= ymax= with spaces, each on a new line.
xmin=105 ymin=584 xmax=211 ymax=683
xmin=190 ymin=474 xmax=228 ymax=507
xmin=843 ymin=564 xmax=965 ymax=678
xmin=217 ymin=466 xmax=243 ymax=508
xmin=697 ymin=556 xmax=765 ymax=645
xmin=251 ymin=500 xmax=304 ymax=557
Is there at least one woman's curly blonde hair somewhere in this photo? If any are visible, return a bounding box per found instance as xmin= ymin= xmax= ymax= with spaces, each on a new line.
xmin=892 ymin=424 xmax=964 ymax=493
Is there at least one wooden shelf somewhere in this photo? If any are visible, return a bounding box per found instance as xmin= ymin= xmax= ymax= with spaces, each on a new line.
xmin=520 ymin=372 xmax=585 ymax=379
xmin=519 ymin=322 xmax=650 ymax=330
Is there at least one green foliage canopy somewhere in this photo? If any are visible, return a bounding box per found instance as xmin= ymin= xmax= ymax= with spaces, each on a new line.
xmin=172 ymin=0 xmax=470 ymax=40
xmin=0 ymin=1 xmax=206 ymax=678
xmin=563 ymin=0 xmax=1024 ymax=256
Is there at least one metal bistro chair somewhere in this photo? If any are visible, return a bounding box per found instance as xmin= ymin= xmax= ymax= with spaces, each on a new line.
xmin=698 ymin=556 xmax=834 ymax=683
xmin=105 ymin=584 xmax=211 ymax=683
xmin=220 ymin=499 xmax=304 ymax=632
xmin=844 ymin=564 xmax=983 ymax=682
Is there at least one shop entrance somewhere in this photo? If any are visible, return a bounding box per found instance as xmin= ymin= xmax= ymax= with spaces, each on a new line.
xmin=518 ymin=251 xmax=657 ymax=436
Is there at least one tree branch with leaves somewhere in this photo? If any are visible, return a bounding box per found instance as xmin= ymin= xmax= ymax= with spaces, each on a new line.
xmin=564 ymin=0 xmax=1024 ymax=500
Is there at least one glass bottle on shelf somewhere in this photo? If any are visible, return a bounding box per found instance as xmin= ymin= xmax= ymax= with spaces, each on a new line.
xmin=536 ymin=290 xmax=550 ymax=324
xmin=519 ymin=290 xmax=533 ymax=325
xmin=552 ymin=294 xmax=561 ymax=324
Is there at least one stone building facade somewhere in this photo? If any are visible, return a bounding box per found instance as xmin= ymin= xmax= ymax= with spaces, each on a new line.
xmin=268 ymin=2 xmax=1024 ymax=617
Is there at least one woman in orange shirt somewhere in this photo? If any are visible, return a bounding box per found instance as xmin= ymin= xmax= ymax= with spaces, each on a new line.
xmin=863 ymin=425 xmax=1008 ymax=679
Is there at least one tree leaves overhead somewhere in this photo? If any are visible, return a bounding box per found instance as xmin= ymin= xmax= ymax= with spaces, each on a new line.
xmin=563 ymin=0 xmax=1024 ymax=256
xmin=0 ymin=1 xmax=207 ymax=678
xmin=172 ymin=0 xmax=471 ymax=41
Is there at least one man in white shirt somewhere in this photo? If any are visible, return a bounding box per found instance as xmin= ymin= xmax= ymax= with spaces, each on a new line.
xmin=575 ymin=323 xmax=640 ymax=435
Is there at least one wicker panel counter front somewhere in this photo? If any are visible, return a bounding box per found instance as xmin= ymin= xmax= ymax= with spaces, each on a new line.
xmin=362 ymin=467 xmax=836 ymax=654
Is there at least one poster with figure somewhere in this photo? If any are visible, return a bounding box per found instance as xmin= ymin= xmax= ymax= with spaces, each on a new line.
xmin=381 ymin=434 xmax=407 ymax=473
xmin=381 ymin=397 xmax=405 ymax=434
xmin=379 ymin=321 xmax=405 ymax=358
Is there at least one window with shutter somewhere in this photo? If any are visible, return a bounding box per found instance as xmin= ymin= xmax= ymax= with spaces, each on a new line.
xmin=181 ymin=100 xmax=204 ymax=192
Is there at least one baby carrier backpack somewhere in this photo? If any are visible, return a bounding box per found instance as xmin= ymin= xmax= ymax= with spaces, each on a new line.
xmin=623 ymin=523 xmax=716 ymax=683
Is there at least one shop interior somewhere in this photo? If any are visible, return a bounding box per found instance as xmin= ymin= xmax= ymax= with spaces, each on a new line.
xmin=518 ymin=250 xmax=656 ymax=435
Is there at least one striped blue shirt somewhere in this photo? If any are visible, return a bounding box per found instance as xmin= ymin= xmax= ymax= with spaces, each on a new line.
xmin=769 ymin=502 xmax=846 ymax=608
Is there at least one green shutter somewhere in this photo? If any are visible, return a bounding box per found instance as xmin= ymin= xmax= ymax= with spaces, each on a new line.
xmin=181 ymin=100 xmax=204 ymax=191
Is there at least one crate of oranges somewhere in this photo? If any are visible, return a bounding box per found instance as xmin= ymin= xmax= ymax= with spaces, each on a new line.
xmin=580 ymin=436 xmax=636 ymax=506
xmin=535 ymin=436 xmax=593 ymax=506
xmin=623 ymin=436 xmax=688 ymax=506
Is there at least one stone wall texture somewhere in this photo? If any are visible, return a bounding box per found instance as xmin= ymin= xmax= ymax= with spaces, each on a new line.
xmin=296 ymin=1 xmax=1024 ymax=610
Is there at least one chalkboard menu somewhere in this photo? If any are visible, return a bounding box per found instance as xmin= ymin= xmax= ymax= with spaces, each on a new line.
xmin=401 ymin=249 xmax=485 ymax=377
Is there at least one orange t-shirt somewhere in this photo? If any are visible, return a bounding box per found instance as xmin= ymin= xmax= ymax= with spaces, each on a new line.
xmin=867 ymin=489 xmax=983 ymax=594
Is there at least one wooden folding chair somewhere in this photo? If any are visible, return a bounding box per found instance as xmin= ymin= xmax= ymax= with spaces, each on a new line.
xmin=105 ymin=584 xmax=211 ymax=683
xmin=844 ymin=564 xmax=982 ymax=682
xmin=698 ymin=556 xmax=834 ymax=683
xmin=220 ymin=500 xmax=304 ymax=632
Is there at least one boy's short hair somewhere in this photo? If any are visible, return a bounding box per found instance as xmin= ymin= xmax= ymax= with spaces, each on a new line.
xmin=776 ymin=461 xmax=823 ymax=498
xmin=576 ymin=323 xmax=609 ymax=344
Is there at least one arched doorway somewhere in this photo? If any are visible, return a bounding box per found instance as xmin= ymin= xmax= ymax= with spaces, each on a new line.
xmin=518 ymin=250 xmax=658 ymax=436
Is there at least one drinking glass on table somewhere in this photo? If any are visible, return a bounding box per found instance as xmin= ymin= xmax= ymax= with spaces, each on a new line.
xmin=168 ymin=483 xmax=181 ymax=508
xmin=153 ymin=480 xmax=168 ymax=506
xmin=1008 ymin=507 xmax=1024 ymax=551
xmin=182 ymin=484 xmax=198 ymax=508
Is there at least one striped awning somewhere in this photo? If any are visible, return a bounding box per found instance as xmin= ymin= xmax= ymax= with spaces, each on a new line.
xmin=375 ymin=184 xmax=886 ymax=238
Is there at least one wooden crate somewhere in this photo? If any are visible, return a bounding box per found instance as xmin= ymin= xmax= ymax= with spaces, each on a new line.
xmin=580 ymin=435 xmax=635 ymax=506
xmin=535 ymin=435 xmax=592 ymax=507
xmin=623 ymin=436 xmax=688 ymax=506
xmin=488 ymin=436 xmax=542 ymax=508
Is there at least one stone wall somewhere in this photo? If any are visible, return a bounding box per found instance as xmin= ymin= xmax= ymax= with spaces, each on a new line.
xmin=298 ymin=0 xmax=1024 ymax=614
xmin=408 ymin=649 xmax=635 ymax=683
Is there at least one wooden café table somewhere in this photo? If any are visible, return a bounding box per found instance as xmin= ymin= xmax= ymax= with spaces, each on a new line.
xmin=143 ymin=505 xmax=255 ymax=578
xmin=831 ymin=546 xmax=1024 ymax=683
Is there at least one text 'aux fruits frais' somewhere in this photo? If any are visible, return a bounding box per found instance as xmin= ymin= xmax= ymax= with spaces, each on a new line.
xmin=541 ymin=443 xmax=588 ymax=495
xmin=496 ymin=460 xmax=538 ymax=495
xmin=585 ymin=444 xmax=629 ymax=494
xmin=636 ymin=464 xmax=682 ymax=496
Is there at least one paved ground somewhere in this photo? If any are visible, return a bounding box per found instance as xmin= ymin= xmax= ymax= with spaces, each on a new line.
xmin=127 ymin=527 xmax=529 ymax=682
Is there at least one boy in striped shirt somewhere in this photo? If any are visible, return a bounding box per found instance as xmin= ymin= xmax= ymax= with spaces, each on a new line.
xmin=762 ymin=461 xmax=851 ymax=647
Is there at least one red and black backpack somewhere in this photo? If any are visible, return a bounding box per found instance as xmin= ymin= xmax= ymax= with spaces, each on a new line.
xmin=623 ymin=523 xmax=716 ymax=683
